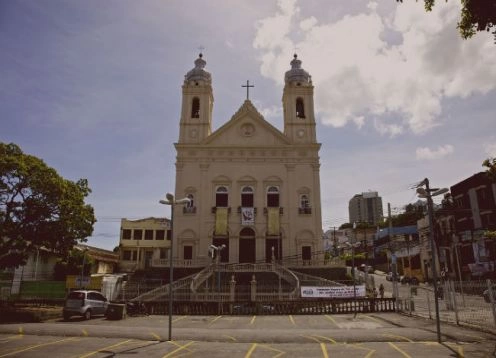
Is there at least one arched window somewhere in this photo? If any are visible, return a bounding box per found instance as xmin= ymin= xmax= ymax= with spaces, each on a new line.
xmin=239 ymin=227 xmax=255 ymax=237
xmin=296 ymin=98 xmax=305 ymax=118
xmin=241 ymin=186 xmax=254 ymax=207
xmin=186 ymin=194 xmax=194 ymax=208
xmin=216 ymin=186 xmax=229 ymax=207
xmin=191 ymin=97 xmax=200 ymax=118
xmin=267 ymin=186 xmax=279 ymax=207
xmin=300 ymin=194 xmax=310 ymax=208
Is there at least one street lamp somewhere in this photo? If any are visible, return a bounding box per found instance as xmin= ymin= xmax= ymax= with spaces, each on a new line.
xmin=210 ymin=244 xmax=226 ymax=292
xmin=416 ymin=178 xmax=448 ymax=343
xmin=159 ymin=192 xmax=190 ymax=342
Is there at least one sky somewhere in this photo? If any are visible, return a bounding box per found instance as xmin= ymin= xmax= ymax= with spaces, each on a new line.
xmin=1 ymin=0 xmax=495 ymax=251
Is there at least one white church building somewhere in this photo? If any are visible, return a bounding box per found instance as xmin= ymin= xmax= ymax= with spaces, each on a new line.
xmin=170 ymin=53 xmax=323 ymax=267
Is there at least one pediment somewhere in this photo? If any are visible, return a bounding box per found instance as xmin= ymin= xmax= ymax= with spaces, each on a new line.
xmin=203 ymin=100 xmax=291 ymax=146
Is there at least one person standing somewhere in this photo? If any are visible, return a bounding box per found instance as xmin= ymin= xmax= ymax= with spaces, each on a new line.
xmin=379 ymin=283 xmax=385 ymax=298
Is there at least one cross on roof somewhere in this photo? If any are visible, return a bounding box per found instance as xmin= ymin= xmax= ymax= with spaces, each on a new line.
xmin=241 ymin=80 xmax=254 ymax=100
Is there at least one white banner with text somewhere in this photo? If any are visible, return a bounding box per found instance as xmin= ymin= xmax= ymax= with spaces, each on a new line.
xmin=301 ymin=285 xmax=366 ymax=298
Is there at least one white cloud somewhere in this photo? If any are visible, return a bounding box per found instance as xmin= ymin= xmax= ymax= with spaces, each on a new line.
xmin=253 ymin=1 xmax=496 ymax=135
xmin=416 ymin=145 xmax=454 ymax=160
xmin=485 ymin=142 xmax=496 ymax=157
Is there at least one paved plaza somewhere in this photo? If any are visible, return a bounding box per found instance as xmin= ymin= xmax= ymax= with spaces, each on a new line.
xmin=0 ymin=312 xmax=495 ymax=357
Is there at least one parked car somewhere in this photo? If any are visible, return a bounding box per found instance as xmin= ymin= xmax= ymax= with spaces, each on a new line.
xmin=63 ymin=290 xmax=108 ymax=320
xmin=483 ymin=286 xmax=496 ymax=303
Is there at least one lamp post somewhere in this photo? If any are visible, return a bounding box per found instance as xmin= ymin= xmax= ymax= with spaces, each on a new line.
xmin=416 ymin=178 xmax=448 ymax=343
xmin=159 ymin=193 xmax=190 ymax=342
xmin=210 ymin=244 xmax=226 ymax=292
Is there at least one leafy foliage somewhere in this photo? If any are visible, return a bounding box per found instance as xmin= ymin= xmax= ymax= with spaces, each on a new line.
xmin=0 ymin=143 xmax=96 ymax=269
xmin=53 ymin=248 xmax=93 ymax=280
xmin=397 ymin=0 xmax=496 ymax=43
xmin=483 ymin=157 xmax=496 ymax=182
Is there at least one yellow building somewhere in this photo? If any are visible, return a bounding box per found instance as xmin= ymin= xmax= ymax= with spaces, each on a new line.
xmin=170 ymin=53 xmax=323 ymax=266
xmin=119 ymin=217 xmax=172 ymax=271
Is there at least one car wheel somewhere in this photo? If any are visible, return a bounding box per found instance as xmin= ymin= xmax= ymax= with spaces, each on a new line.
xmin=84 ymin=309 xmax=92 ymax=320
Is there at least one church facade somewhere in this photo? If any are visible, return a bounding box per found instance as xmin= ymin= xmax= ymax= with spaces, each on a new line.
xmin=171 ymin=53 xmax=323 ymax=266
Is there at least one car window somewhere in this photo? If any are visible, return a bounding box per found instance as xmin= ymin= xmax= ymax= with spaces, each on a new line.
xmin=67 ymin=292 xmax=85 ymax=300
xmin=88 ymin=292 xmax=99 ymax=300
xmin=95 ymin=293 xmax=106 ymax=301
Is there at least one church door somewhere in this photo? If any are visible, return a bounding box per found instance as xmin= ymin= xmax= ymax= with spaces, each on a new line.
xmin=239 ymin=228 xmax=256 ymax=263
xmin=213 ymin=238 xmax=229 ymax=263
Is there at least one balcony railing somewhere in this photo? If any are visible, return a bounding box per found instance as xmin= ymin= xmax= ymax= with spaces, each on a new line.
xmin=263 ymin=207 xmax=284 ymax=215
xmin=298 ymin=207 xmax=312 ymax=214
xmin=183 ymin=206 xmax=197 ymax=214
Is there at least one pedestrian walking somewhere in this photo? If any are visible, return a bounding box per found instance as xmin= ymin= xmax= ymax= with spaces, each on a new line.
xmin=379 ymin=283 xmax=385 ymax=298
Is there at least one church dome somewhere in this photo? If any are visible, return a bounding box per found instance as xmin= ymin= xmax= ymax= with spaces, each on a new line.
xmin=284 ymin=54 xmax=311 ymax=85
xmin=184 ymin=53 xmax=212 ymax=84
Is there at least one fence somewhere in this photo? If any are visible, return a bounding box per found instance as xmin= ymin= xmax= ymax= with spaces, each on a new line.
xmin=396 ymin=279 xmax=496 ymax=332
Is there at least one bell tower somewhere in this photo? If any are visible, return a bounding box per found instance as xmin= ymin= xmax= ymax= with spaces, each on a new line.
xmin=179 ymin=53 xmax=214 ymax=144
xmin=282 ymin=54 xmax=316 ymax=143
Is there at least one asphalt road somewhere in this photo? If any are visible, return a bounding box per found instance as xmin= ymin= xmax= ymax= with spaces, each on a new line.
xmin=1 ymin=312 xmax=495 ymax=357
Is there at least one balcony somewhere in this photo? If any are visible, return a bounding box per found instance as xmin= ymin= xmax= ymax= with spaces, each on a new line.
xmin=263 ymin=207 xmax=284 ymax=215
xmin=298 ymin=207 xmax=312 ymax=215
xmin=211 ymin=207 xmax=232 ymax=214
xmin=183 ymin=206 xmax=197 ymax=214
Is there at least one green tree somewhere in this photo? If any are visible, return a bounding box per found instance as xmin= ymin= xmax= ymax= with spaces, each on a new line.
xmin=483 ymin=157 xmax=496 ymax=182
xmin=397 ymin=0 xmax=496 ymax=42
xmin=0 ymin=143 xmax=96 ymax=269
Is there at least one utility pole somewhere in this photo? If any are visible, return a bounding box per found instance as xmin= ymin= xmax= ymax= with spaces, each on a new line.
xmin=388 ymin=203 xmax=399 ymax=299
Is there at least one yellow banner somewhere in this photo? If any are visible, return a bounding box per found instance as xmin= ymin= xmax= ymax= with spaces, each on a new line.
xmin=215 ymin=207 xmax=228 ymax=235
xmin=66 ymin=275 xmax=103 ymax=290
xmin=268 ymin=207 xmax=280 ymax=235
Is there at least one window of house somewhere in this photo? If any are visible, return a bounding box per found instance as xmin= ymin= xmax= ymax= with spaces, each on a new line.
xmin=167 ymin=229 xmax=172 ymax=240
xmin=267 ymin=186 xmax=280 ymax=207
xmin=296 ymin=98 xmax=305 ymax=118
xmin=156 ymin=230 xmax=165 ymax=240
xmin=184 ymin=246 xmax=193 ymax=260
xmin=133 ymin=229 xmax=142 ymax=240
xmin=216 ymin=186 xmax=229 ymax=207
xmin=187 ymin=194 xmax=194 ymax=208
xmin=145 ymin=230 xmax=153 ymax=240
xmin=191 ymin=97 xmax=200 ymax=118
xmin=160 ymin=248 xmax=167 ymax=259
xmin=300 ymin=194 xmax=310 ymax=208
xmin=123 ymin=250 xmax=132 ymax=260
xmin=241 ymin=186 xmax=254 ymax=207
xmin=122 ymin=229 xmax=131 ymax=240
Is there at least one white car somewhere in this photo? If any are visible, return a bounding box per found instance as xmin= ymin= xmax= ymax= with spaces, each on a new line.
xmin=63 ymin=290 xmax=108 ymax=320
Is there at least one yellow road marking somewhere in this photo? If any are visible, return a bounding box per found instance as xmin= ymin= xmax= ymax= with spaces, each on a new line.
xmin=163 ymin=341 xmax=195 ymax=358
xmin=78 ymin=339 xmax=133 ymax=358
xmin=458 ymin=345 xmax=464 ymax=357
xmin=172 ymin=315 xmax=188 ymax=323
xmin=81 ymin=329 xmax=88 ymax=337
xmin=359 ymin=314 xmax=382 ymax=324
xmin=223 ymin=335 xmax=237 ymax=341
xmin=289 ymin=315 xmax=295 ymax=325
xmin=320 ymin=343 xmax=329 ymax=358
xmin=301 ymin=335 xmax=321 ymax=343
xmin=382 ymin=334 xmax=413 ymax=342
xmin=244 ymin=343 xmax=258 ymax=358
xmin=150 ymin=332 xmax=161 ymax=341
xmin=17 ymin=327 xmax=23 ymax=335
xmin=259 ymin=344 xmax=285 ymax=357
xmin=0 ymin=337 xmax=79 ymax=357
xmin=388 ymin=342 xmax=412 ymax=358
xmin=314 ymin=335 xmax=336 ymax=344
xmin=364 ymin=349 xmax=376 ymax=358
xmin=209 ymin=315 xmax=222 ymax=325
xmin=324 ymin=315 xmax=337 ymax=325
xmin=250 ymin=316 xmax=256 ymax=325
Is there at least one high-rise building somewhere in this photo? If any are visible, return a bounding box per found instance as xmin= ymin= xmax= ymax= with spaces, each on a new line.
xmin=348 ymin=191 xmax=383 ymax=225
